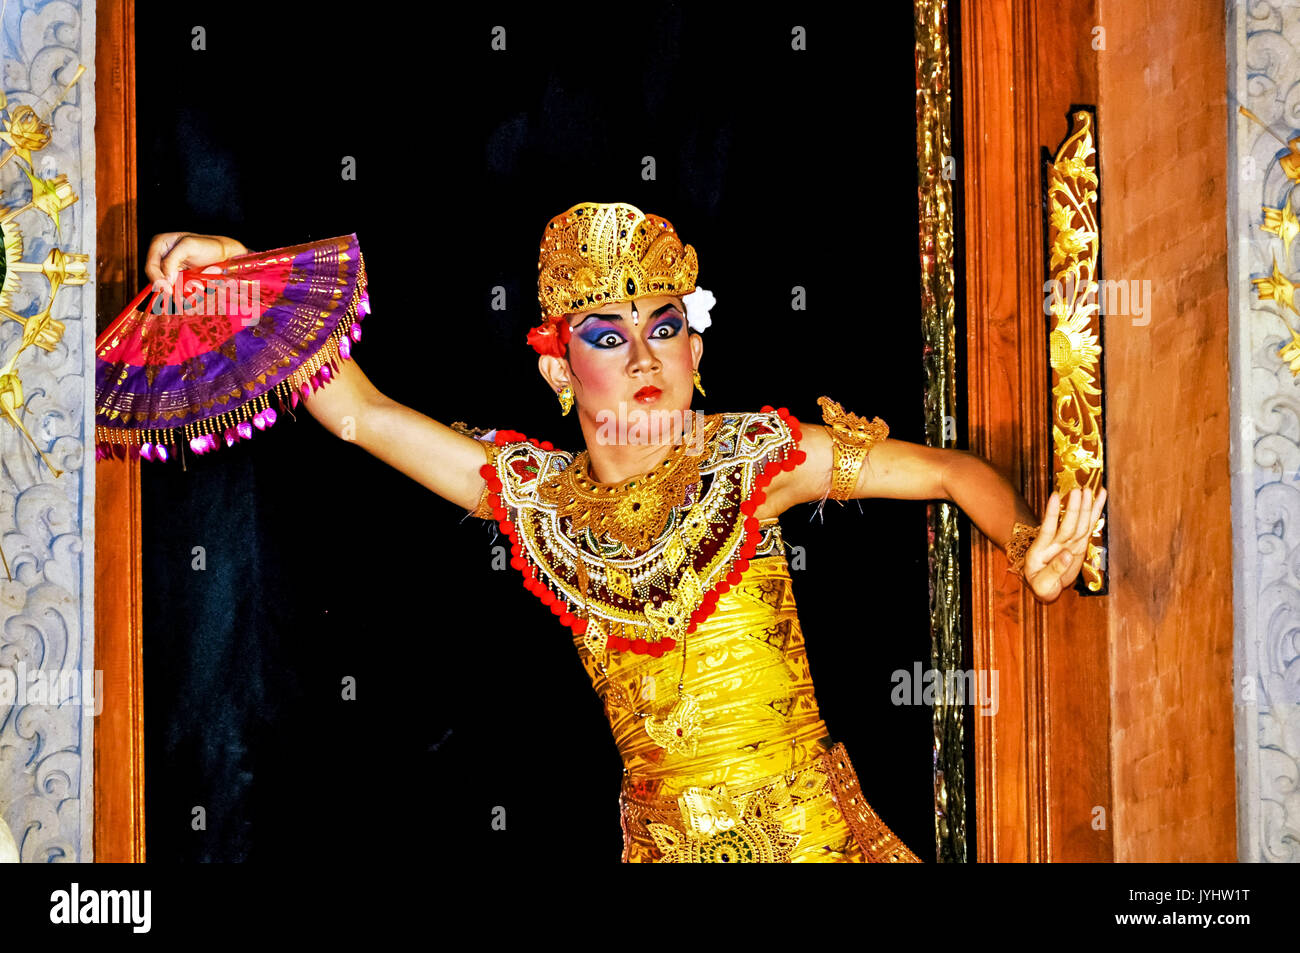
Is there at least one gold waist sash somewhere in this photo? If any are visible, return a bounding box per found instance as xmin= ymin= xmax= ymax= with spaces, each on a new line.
xmin=618 ymin=741 xmax=921 ymax=863
xmin=599 ymin=555 xmax=834 ymax=790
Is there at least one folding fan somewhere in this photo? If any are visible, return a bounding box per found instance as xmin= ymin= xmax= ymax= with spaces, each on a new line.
xmin=95 ymin=234 xmax=369 ymax=464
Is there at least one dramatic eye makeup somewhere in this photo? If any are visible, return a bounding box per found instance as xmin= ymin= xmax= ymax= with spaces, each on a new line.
xmin=578 ymin=322 xmax=626 ymax=349
xmin=649 ymin=311 xmax=682 ymax=338
xmin=572 ymin=304 xmax=683 ymax=349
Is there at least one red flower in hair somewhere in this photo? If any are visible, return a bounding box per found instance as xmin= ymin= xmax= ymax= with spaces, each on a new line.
xmin=527 ymin=316 xmax=571 ymax=357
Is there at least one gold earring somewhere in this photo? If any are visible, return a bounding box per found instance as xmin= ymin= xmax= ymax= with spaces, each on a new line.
xmin=558 ymin=384 xmax=574 ymax=415
xmin=692 ymin=369 xmax=706 ymax=397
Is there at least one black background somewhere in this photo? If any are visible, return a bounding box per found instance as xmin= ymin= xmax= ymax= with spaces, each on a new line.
xmin=133 ymin=3 xmax=972 ymax=862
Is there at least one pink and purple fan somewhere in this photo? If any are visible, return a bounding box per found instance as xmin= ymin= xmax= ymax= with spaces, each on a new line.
xmin=95 ymin=234 xmax=369 ymax=464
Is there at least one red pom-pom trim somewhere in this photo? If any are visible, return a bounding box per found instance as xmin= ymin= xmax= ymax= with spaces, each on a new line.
xmin=485 ymin=427 xmax=593 ymax=640
xmin=681 ymin=404 xmax=806 ymax=638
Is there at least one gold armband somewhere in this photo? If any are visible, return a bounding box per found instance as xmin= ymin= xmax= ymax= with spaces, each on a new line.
xmin=468 ymin=438 xmax=502 ymax=520
xmin=817 ymin=396 xmax=890 ymax=501
xmin=1004 ymin=520 xmax=1041 ymax=577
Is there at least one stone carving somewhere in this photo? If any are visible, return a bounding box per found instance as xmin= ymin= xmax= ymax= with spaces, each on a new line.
xmin=1233 ymin=0 xmax=1300 ymax=863
xmin=0 ymin=0 xmax=94 ymax=863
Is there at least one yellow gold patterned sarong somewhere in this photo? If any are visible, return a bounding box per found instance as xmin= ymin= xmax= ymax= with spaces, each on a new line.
xmin=573 ymin=534 xmax=921 ymax=863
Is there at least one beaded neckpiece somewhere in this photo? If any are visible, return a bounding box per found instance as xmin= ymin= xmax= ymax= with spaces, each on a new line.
xmin=478 ymin=406 xmax=806 ymax=656
xmin=534 ymin=420 xmax=716 ymax=555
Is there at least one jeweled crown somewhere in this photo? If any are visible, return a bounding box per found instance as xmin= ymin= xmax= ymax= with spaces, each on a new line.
xmin=536 ymin=201 xmax=699 ymax=322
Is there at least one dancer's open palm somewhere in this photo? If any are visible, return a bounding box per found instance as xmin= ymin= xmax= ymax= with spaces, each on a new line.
xmin=1023 ymin=486 xmax=1108 ymax=603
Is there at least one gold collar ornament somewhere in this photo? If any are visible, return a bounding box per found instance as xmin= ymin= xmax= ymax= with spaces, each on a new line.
xmin=535 ymin=417 xmax=720 ymax=555
xmin=484 ymin=407 xmax=805 ymax=658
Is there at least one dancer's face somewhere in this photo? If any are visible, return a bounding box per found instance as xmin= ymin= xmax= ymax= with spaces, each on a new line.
xmin=559 ymin=294 xmax=702 ymax=422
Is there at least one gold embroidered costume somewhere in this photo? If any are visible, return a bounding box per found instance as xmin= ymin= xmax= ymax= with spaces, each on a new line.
xmin=473 ymin=406 xmax=920 ymax=863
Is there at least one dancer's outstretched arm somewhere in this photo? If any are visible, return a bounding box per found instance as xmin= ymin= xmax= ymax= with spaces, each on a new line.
xmin=766 ymin=421 xmax=1107 ymax=605
xmin=295 ymin=356 xmax=490 ymax=511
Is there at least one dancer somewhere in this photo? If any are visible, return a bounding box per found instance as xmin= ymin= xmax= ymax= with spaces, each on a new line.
xmin=144 ymin=202 xmax=1106 ymax=862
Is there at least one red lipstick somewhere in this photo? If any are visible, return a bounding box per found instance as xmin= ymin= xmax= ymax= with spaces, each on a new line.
xmin=634 ymin=386 xmax=662 ymax=404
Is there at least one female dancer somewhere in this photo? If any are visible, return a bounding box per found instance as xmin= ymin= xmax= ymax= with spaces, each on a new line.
xmin=143 ymin=202 xmax=1106 ymax=863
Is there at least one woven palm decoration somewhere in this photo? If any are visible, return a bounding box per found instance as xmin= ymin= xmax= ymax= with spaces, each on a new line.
xmin=95 ymin=233 xmax=369 ymax=463
xmin=0 ymin=65 xmax=89 ymax=581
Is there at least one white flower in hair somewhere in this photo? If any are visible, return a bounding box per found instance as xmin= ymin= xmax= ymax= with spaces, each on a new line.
xmin=682 ymin=287 xmax=715 ymax=332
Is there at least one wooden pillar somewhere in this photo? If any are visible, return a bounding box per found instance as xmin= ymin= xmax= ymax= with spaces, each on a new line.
xmin=960 ymin=0 xmax=1111 ymax=861
xmin=960 ymin=0 xmax=1235 ymax=861
xmin=93 ymin=0 xmax=145 ymax=863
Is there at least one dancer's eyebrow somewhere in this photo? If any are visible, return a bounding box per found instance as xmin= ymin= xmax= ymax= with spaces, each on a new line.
xmin=572 ymin=313 xmax=622 ymax=329
xmin=572 ymin=303 xmax=677 ymax=330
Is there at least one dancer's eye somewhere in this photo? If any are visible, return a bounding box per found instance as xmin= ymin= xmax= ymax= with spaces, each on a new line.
xmin=650 ymin=313 xmax=682 ymax=339
xmin=581 ymin=327 xmax=625 ymax=349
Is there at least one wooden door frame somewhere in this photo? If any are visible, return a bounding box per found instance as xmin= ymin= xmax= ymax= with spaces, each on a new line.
xmin=93 ymin=0 xmax=144 ymax=863
xmin=87 ymin=0 xmax=1111 ymax=863
xmin=960 ymin=0 xmax=1113 ymax=862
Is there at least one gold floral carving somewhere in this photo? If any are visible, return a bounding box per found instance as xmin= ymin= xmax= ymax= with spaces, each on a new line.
xmin=1044 ymin=107 xmax=1108 ymax=593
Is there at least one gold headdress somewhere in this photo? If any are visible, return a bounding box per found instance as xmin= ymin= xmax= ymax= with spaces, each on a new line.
xmin=530 ymin=201 xmax=699 ymax=355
